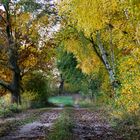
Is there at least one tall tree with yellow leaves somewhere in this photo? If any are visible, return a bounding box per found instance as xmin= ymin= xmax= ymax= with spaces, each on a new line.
xmin=58 ymin=0 xmax=140 ymax=111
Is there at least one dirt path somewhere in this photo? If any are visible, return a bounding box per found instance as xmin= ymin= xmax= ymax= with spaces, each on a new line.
xmin=72 ymin=108 xmax=122 ymax=140
xmin=0 ymin=107 xmax=121 ymax=140
xmin=0 ymin=108 xmax=62 ymax=140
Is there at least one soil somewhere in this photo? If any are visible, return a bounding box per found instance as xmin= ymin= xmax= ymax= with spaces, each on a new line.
xmin=0 ymin=107 xmax=123 ymax=140
xmin=0 ymin=108 xmax=62 ymax=140
xmin=72 ymin=108 xmax=123 ymax=140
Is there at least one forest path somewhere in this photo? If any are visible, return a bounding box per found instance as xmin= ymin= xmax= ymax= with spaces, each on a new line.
xmin=72 ymin=108 xmax=121 ymax=140
xmin=0 ymin=108 xmax=62 ymax=140
xmin=0 ymin=107 xmax=121 ymax=140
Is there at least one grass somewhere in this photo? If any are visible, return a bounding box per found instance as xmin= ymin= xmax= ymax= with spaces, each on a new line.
xmin=112 ymin=111 xmax=140 ymax=140
xmin=48 ymin=109 xmax=74 ymax=140
xmin=48 ymin=96 xmax=74 ymax=106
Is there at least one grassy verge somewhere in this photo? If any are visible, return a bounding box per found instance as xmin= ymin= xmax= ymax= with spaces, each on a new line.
xmin=48 ymin=96 xmax=74 ymax=106
xmin=0 ymin=108 xmax=51 ymax=137
xmin=0 ymin=115 xmax=37 ymax=137
xmin=112 ymin=111 xmax=140 ymax=140
xmin=48 ymin=109 xmax=74 ymax=140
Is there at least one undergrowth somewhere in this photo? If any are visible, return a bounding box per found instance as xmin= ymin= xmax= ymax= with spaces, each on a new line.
xmin=48 ymin=109 xmax=74 ymax=140
xmin=112 ymin=110 xmax=140 ymax=140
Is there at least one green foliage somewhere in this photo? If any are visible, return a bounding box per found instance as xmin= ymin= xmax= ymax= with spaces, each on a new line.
xmin=56 ymin=45 xmax=111 ymax=101
xmin=21 ymin=90 xmax=38 ymax=109
xmin=0 ymin=108 xmax=13 ymax=118
xmin=9 ymin=104 xmax=22 ymax=113
xmin=0 ymin=97 xmax=21 ymax=118
xmin=19 ymin=0 xmax=42 ymax=12
xmin=57 ymin=48 xmax=85 ymax=85
xmin=0 ymin=97 xmax=11 ymax=118
xmin=1 ymin=0 xmax=8 ymax=5
xmin=112 ymin=111 xmax=140 ymax=140
xmin=48 ymin=109 xmax=74 ymax=140
xmin=57 ymin=47 xmax=90 ymax=94
xmin=24 ymin=71 xmax=51 ymax=108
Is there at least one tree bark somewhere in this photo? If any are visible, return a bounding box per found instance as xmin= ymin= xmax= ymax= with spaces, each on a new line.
xmin=7 ymin=45 xmax=21 ymax=105
xmin=59 ymin=74 xmax=64 ymax=95
xmin=10 ymin=70 xmax=21 ymax=105
xmin=96 ymin=31 xmax=118 ymax=88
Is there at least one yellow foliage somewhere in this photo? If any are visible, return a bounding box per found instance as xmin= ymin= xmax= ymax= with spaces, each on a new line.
xmin=63 ymin=38 xmax=101 ymax=74
xmin=22 ymin=54 xmax=38 ymax=68
xmin=59 ymin=0 xmax=140 ymax=114
xmin=13 ymin=12 xmax=31 ymax=34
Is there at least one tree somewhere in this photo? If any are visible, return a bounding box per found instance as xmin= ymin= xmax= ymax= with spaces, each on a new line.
xmin=58 ymin=0 xmax=140 ymax=112
xmin=58 ymin=0 xmax=139 ymax=88
xmin=0 ymin=0 xmax=56 ymax=104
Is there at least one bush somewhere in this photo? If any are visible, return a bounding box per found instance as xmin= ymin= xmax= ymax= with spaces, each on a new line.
xmin=0 ymin=96 xmax=22 ymax=118
xmin=9 ymin=104 xmax=22 ymax=113
xmin=0 ymin=108 xmax=13 ymax=118
xmin=24 ymin=71 xmax=51 ymax=107
xmin=21 ymin=90 xmax=38 ymax=109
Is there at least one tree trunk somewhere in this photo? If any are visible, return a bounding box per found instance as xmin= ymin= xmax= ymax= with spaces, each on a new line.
xmin=0 ymin=71 xmax=22 ymax=105
xmin=10 ymin=72 xmax=22 ymax=105
xmin=8 ymin=47 xmax=21 ymax=105
xmin=11 ymin=93 xmax=21 ymax=105
xmin=0 ymin=48 xmax=22 ymax=105
xmin=96 ymin=31 xmax=118 ymax=88
xmin=5 ymin=2 xmax=21 ymax=105
xmin=59 ymin=74 xmax=64 ymax=95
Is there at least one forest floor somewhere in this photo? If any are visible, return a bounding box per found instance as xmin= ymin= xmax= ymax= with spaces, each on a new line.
xmin=72 ymin=108 xmax=121 ymax=140
xmin=0 ymin=107 xmax=123 ymax=140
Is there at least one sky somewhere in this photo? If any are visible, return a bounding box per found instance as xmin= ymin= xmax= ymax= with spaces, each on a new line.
xmin=0 ymin=5 xmax=4 ymax=10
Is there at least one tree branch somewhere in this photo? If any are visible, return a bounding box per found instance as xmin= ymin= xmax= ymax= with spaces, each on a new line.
xmin=0 ymin=80 xmax=11 ymax=91
xmin=0 ymin=14 xmax=6 ymax=23
xmin=89 ymin=36 xmax=106 ymax=66
xmin=0 ymin=59 xmax=16 ymax=71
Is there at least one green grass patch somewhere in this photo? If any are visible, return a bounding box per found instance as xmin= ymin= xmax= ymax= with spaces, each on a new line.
xmin=48 ymin=96 xmax=74 ymax=106
xmin=48 ymin=109 xmax=74 ymax=140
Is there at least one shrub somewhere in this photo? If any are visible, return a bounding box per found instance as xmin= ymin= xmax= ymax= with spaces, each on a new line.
xmin=0 ymin=108 xmax=13 ymax=118
xmin=9 ymin=104 xmax=22 ymax=113
xmin=21 ymin=90 xmax=38 ymax=109
xmin=0 ymin=97 xmax=21 ymax=118
xmin=24 ymin=71 xmax=51 ymax=107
